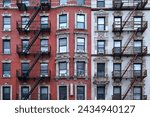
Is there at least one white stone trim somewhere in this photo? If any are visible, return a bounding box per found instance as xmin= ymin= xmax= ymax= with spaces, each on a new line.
xmin=1 ymin=85 xmax=12 ymax=100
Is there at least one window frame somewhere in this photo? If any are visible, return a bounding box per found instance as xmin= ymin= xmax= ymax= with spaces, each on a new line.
xmin=40 ymin=86 xmax=49 ymax=100
xmin=40 ymin=63 xmax=48 ymax=76
xmin=76 ymin=61 xmax=85 ymax=76
xmin=97 ymin=86 xmax=105 ymax=100
xmin=59 ymin=86 xmax=67 ymax=100
xmin=3 ymin=16 xmax=11 ymax=31
xmin=77 ymin=86 xmax=85 ymax=100
xmin=21 ymin=86 xmax=29 ymax=100
xmin=97 ymin=40 xmax=105 ymax=54
xmin=77 ymin=37 xmax=85 ymax=52
xmin=97 ymin=63 xmax=105 ymax=77
xmin=40 ymin=16 xmax=49 ymax=29
xmin=133 ymin=86 xmax=142 ymax=100
xmin=76 ymin=14 xmax=85 ymax=29
xmin=113 ymin=86 xmax=121 ymax=100
xmin=3 ymin=39 xmax=11 ymax=54
xmin=59 ymin=14 xmax=67 ymax=29
xmin=97 ymin=0 xmax=105 ymax=7
xmin=97 ymin=17 xmax=105 ymax=31
xmin=40 ymin=39 xmax=49 ymax=52
xmin=59 ymin=62 xmax=67 ymax=76
xmin=3 ymin=63 xmax=11 ymax=78
xmin=59 ymin=37 xmax=67 ymax=53
xmin=2 ymin=86 xmax=11 ymax=100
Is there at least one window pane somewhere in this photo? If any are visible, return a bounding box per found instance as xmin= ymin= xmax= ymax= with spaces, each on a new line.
xmin=41 ymin=39 xmax=48 ymax=52
xmin=97 ymin=86 xmax=105 ymax=100
xmin=22 ymin=40 xmax=29 ymax=52
xmin=133 ymin=87 xmax=142 ymax=100
xmin=21 ymin=86 xmax=29 ymax=100
xmin=114 ymin=87 xmax=121 ymax=94
xmin=40 ymin=63 xmax=48 ymax=75
xmin=77 ymin=14 xmax=85 ymax=29
xmin=3 ymin=16 xmax=11 ymax=29
xmin=41 ymin=16 xmax=48 ymax=29
xmin=40 ymin=86 xmax=48 ymax=100
xmin=59 ymin=38 xmax=67 ymax=53
xmin=3 ymin=40 xmax=10 ymax=54
xmin=77 ymin=62 xmax=85 ymax=76
xmin=3 ymin=0 xmax=11 ymax=6
xmin=3 ymin=86 xmax=10 ymax=100
xmin=77 ymin=38 xmax=85 ymax=52
xmin=97 ymin=0 xmax=105 ymax=7
xmin=3 ymin=63 xmax=10 ymax=77
xmin=97 ymin=63 xmax=105 ymax=77
xmin=59 ymin=14 xmax=67 ymax=28
xmin=22 ymin=0 xmax=30 ymax=6
xmin=59 ymin=62 xmax=67 ymax=76
xmin=60 ymin=0 xmax=67 ymax=5
xmin=59 ymin=86 xmax=67 ymax=100
xmin=77 ymin=0 xmax=84 ymax=5
xmin=21 ymin=63 xmax=29 ymax=74
xmin=77 ymin=86 xmax=85 ymax=100
xmin=97 ymin=40 xmax=105 ymax=53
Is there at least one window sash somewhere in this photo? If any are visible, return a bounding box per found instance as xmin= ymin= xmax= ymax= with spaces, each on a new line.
xmin=77 ymin=62 xmax=85 ymax=76
xmin=59 ymin=86 xmax=67 ymax=100
xmin=97 ymin=86 xmax=105 ymax=99
xmin=77 ymin=14 xmax=85 ymax=29
xmin=40 ymin=63 xmax=48 ymax=75
xmin=3 ymin=16 xmax=11 ymax=29
xmin=40 ymin=86 xmax=48 ymax=100
xmin=77 ymin=38 xmax=85 ymax=52
xmin=21 ymin=86 xmax=29 ymax=99
xmin=97 ymin=17 xmax=105 ymax=31
xmin=97 ymin=63 xmax=105 ymax=77
xmin=41 ymin=39 xmax=48 ymax=52
xmin=3 ymin=63 xmax=10 ymax=75
xmin=97 ymin=0 xmax=105 ymax=7
xmin=22 ymin=40 xmax=29 ymax=52
xmin=59 ymin=38 xmax=67 ymax=53
xmin=59 ymin=15 xmax=67 ymax=28
xmin=3 ymin=40 xmax=10 ymax=54
xmin=59 ymin=62 xmax=67 ymax=75
xmin=3 ymin=87 xmax=10 ymax=100
xmin=77 ymin=86 xmax=85 ymax=100
xmin=133 ymin=87 xmax=142 ymax=100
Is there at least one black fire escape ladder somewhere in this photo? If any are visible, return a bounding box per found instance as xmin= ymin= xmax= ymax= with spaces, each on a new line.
xmin=26 ymin=52 xmax=42 ymax=77
xmin=24 ymin=5 xmax=41 ymax=31
xmin=24 ymin=30 xmax=41 ymax=54
xmin=23 ymin=76 xmax=43 ymax=100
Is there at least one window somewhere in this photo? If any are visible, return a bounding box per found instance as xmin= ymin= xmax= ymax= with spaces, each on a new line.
xmin=114 ymin=40 xmax=122 ymax=54
xmin=22 ymin=0 xmax=30 ymax=6
xmin=97 ymin=17 xmax=105 ymax=31
xmin=21 ymin=86 xmax=29 ymax=100
xmin=77 ymin=37 xmax=85 ymax=52
xmin=133 ymin=63 xmax=142 ymax=77
xmin=21 ymin=16 xmax=29 ymax=29
xmin=21 ymin=63 xmax=29 ymax=75
xmin=59 ymin=62 xmax=67 ymax=76
xmin=97 ymin=0 xmax=105 ymax=7
xmin=133 ymin=86 xmax=142 ymax=100
xmin=76 ymin=14 xmax=85 ymax=29
xmin=2 ymin=86 xmax=11 ymax=100
xmin=59 ymin=38 xmax=67 ymax=53
xmin=3 ymin=63 xmax=10 ymax=77
xmin=59 ymin=14 xmax=67 ymax=29
xmin=60 ymin=0 xmax=67 ymax=5
xmin=41 ymin=39 xmax=48 ymax=52
xmin=3 ymin=40 xmax=10 ymax=54
xmin=97 ymin=40 xmax=105 ymax=54
xmin=40 ymin=63 xmax=48 ymax=76
xmin=77 ymin=61 xmax=85 ymax=76
xmin=113 ymin=86 xmax=121 ymax=100
xmin=97 ymin=86 xmax=105 ymax=100
xmin=77 ymin=0 xmax=84 ymax=5
xmin=3 ymin=0 xmax=11 ymax=7
xmin=134 ymin=17 xmax=142 ymax=29
xmin=97 ymin=63 xmax=105 ymax=77
xmin=113 ymin=63 xmax=121 ymax=77
xmin=22 ymin=40 xmax=29 ymax=52
xmin=40 ymin=16 xmax=49 ymax=29
xmin=59 ymin=86 xmax=67 ymax=100
xmin=77 ymin=86 xmax=85 ymax=100
xmin=40 ymin=86 xmax=48 ymax=100
xmin=114 ymin=17 xmax=122 ymax=28
xmin=40 ymin=0 xmax=48 ymax=3
xmin=3 ymin=16 xmax=11 ymax=31
xmin=134 ymin=40 xmax=142 ymax=53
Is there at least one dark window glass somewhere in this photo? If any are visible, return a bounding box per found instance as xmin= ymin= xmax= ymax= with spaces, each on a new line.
xmin=97 ymin=63 xmax=105 ymax=77
xmin=97 ymin=86 xmax=105 ymax=100
xmin=3 ymin=86 xmax=10 ymax=100
xmin=3 ymin=40 xmax=10 ymax=54
xmin=113 ymin=86 xmax=121 ymax=100
xmin=21 ymin=86 xmax=29 ymax=100
xmin=77 ymin=86 xmax=85 ymax=100
xmin=3 ymin=63 xmax=10 ymax=77
xmin=59 ymin=86 xmax=67 ymax=100
xmin=40 ymin=86 xmax=48 ymax=100
xmin=77 ymin=61 xmax=85 ymax=76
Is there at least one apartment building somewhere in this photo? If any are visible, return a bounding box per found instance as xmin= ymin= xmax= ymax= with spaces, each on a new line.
xmin=0 ymin=0 xmax=91 ymax=100
xmin=0 ymin=0 xmax=150 ymax=100
xmin=91 ymin=0 xmax=150 ymax=100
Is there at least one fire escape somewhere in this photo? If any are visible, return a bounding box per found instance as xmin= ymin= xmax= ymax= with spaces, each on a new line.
xmin=112 ymin=0 xmax=148 ymax=100
xmin=16 ymin=0 xmax=51 ymax=100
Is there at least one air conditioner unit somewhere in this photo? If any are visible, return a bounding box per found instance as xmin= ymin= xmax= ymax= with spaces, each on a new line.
xmin=40 ymin=74 xmax=48 ymax=77
xmin=98 ymin=50 xmax=104 ymax=54
xmin=3 ymin=74 xmax=11 ymax=78
xmin=60 ymin=73 xmax=67 ymax=77
xmin=60 ymin=26 xmax=67 ymax=29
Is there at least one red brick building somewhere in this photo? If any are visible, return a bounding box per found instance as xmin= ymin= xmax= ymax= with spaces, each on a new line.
xmin=0 ymin=0 xmax=91 ymax=100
